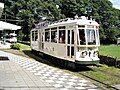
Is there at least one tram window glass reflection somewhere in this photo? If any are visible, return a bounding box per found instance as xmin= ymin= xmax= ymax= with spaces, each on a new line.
xmin=45 ymin=30 xmax=50 ymax=42
xmin=79 ymin=29 xmax=85 ymax=45
xmin=86 ymin=29 xmax=96 ymax=45
xmin=59 ymin=30 xmax=65 ymax=43
xmin=35 ymin=31 xmax=38 ymax=41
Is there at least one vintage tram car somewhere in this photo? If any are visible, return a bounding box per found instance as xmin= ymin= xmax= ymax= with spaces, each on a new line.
xmin=31 ymin=16 xmax=100 ymax=67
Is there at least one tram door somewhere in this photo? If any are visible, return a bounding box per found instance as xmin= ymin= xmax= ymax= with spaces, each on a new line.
xmin=67 ymin=30 xmax=74 ymax=58
xmin=39 ymin=32 xmax=42 ymax=50
xmin=41 ymin=32 xmax=44 ymax=50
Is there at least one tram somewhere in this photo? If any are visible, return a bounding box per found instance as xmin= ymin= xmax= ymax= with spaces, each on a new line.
xmin=31 ymin=16 xmax=100 ymax=67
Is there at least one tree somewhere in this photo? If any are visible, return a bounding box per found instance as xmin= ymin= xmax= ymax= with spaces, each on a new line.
xmin=58 ymin=0 xmax=87 ymax=18
xmin=3 ymin=0 xmax=64 ymax=41
xmin=2 ymin=0 xmax=120 ymax=43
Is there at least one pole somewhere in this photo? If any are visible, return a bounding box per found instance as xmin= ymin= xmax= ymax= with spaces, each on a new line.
xmin=3 ymin=12 xmax=6 ymax=44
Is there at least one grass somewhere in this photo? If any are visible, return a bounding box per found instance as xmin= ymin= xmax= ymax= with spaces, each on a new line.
xmin=0 ymin=43 xmax=31 ymax=58
xmin=90 ymin=65 xmax=120 ymax=76
xmin=18 ymin=43 xmax=31 ymax=50
xmin=80 ymin=70 xmax=120 ymax=85
xmin=99 ymin=45 xmax=120 ymax=60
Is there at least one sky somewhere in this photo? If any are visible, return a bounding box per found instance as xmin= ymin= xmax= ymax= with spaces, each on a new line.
xmin=109 ymin=0 xmax=120 ymax=9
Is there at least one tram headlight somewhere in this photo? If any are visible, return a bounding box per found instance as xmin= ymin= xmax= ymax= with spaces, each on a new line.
xmin=81 ymin=51 xmax=87 ymax=57
xmin=93 ymin=51 xmax=99 ymax=57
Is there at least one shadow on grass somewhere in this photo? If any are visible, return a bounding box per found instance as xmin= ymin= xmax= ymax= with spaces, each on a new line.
xmin=23 ymin=50 xmax=93 ymax=72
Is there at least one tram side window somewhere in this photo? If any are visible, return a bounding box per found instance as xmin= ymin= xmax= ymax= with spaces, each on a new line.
xmin=72 ymin=30 xmax=74 ymax=44
xmin=42 ymin=32 xmax=44 ymax=42
xmin=35 ymin=31 xmax=38 ymax=41
xmin=67 ymin=30 xmax=70 ymax=44
xmin=59 ymin=30 xmax=65 ymax=43
xmin=51 ymin=30 xmax=57 ymax=43
xmin=71 ymin=47 xmax=74 ymax=58
xmin=45 ymin=31 xmax=50 ymax=42
xmin=32 ymin=31 xmax=34 ymax=41
xmin=79 ymin=29 xmax=85 ymax=45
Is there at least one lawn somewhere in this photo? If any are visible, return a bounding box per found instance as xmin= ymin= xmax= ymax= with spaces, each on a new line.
xmin=99 ymin=45 xmax=120 ymax=59
xmin=18 ymin=43 xmax=31 ymax=50
xmin=0 ymin=43 xmax=31 ymax=58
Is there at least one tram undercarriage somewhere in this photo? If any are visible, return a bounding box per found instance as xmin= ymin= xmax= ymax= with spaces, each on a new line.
xmin=31 ymin=49 xmax=99 ymax=70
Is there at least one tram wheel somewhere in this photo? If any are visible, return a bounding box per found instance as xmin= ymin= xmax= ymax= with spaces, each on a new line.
xmin=65 ymin=61 xmax=76 ymax=70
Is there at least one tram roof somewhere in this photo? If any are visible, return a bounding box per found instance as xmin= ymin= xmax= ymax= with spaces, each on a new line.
xmin=49 ymin=18 xmax=99 ymax=27
xmin=32 ymin=16 xmax=99 ymax=30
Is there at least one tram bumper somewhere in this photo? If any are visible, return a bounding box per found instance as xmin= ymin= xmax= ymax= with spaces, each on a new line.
xmin=75 ymin=57 xmax=100 ymax=65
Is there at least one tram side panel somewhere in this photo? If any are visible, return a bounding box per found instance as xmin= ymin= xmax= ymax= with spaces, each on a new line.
xmin=43 ymin=42 xmax=67 ymax=60
xmin=37 ymin=29 xmax=76 ymax=63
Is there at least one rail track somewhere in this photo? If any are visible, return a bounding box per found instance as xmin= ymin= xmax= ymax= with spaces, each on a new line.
xmin=75 ymin=65 xmax=120 ymax=90
xmin=78 ymin=72 xmax=119 ymax=90
xmin=90 ymin=67 xmax=120 ymax=79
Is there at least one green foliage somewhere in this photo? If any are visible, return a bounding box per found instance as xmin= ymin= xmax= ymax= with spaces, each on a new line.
xmin=10 ymin=43 xmax=20 ymax=50
xmin=17 ymin=30 xmax=24 ymax=41
xmin=2 ymin=0 xmax=120 ymax=43
xmin=18 ymin=43 xmax=31 ymax=50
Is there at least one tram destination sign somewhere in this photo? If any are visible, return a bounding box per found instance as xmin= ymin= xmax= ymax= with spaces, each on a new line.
xmin=35 ymin=22 xmax=48 ymax=29
xmin=87 ymin=25 xmax=94 ymax=28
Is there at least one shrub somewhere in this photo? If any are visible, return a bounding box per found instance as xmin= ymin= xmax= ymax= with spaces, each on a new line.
xmin=10 ymin=43 xmax=20 ymax=50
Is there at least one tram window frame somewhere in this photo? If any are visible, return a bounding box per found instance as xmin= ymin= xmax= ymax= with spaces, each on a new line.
xmin=59 ymin=30 xmax=66 ymax=44
xmin=45 ymin=28 xmax=50 ymax=42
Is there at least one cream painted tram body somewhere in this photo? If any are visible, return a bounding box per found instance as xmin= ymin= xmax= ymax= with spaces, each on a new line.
xmin=31 ymin=16 xmax=100 ymax=66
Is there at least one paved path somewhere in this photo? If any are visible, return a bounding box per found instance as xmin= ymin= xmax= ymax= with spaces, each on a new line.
xmin=0 ymin=50 xmax=103 ymax=90
xmin=0 ymin=42 xmax=11 ymax=48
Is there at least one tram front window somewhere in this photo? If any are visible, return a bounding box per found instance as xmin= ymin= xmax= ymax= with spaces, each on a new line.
xmin=86 ymin=29 xmax=96 ymax=45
